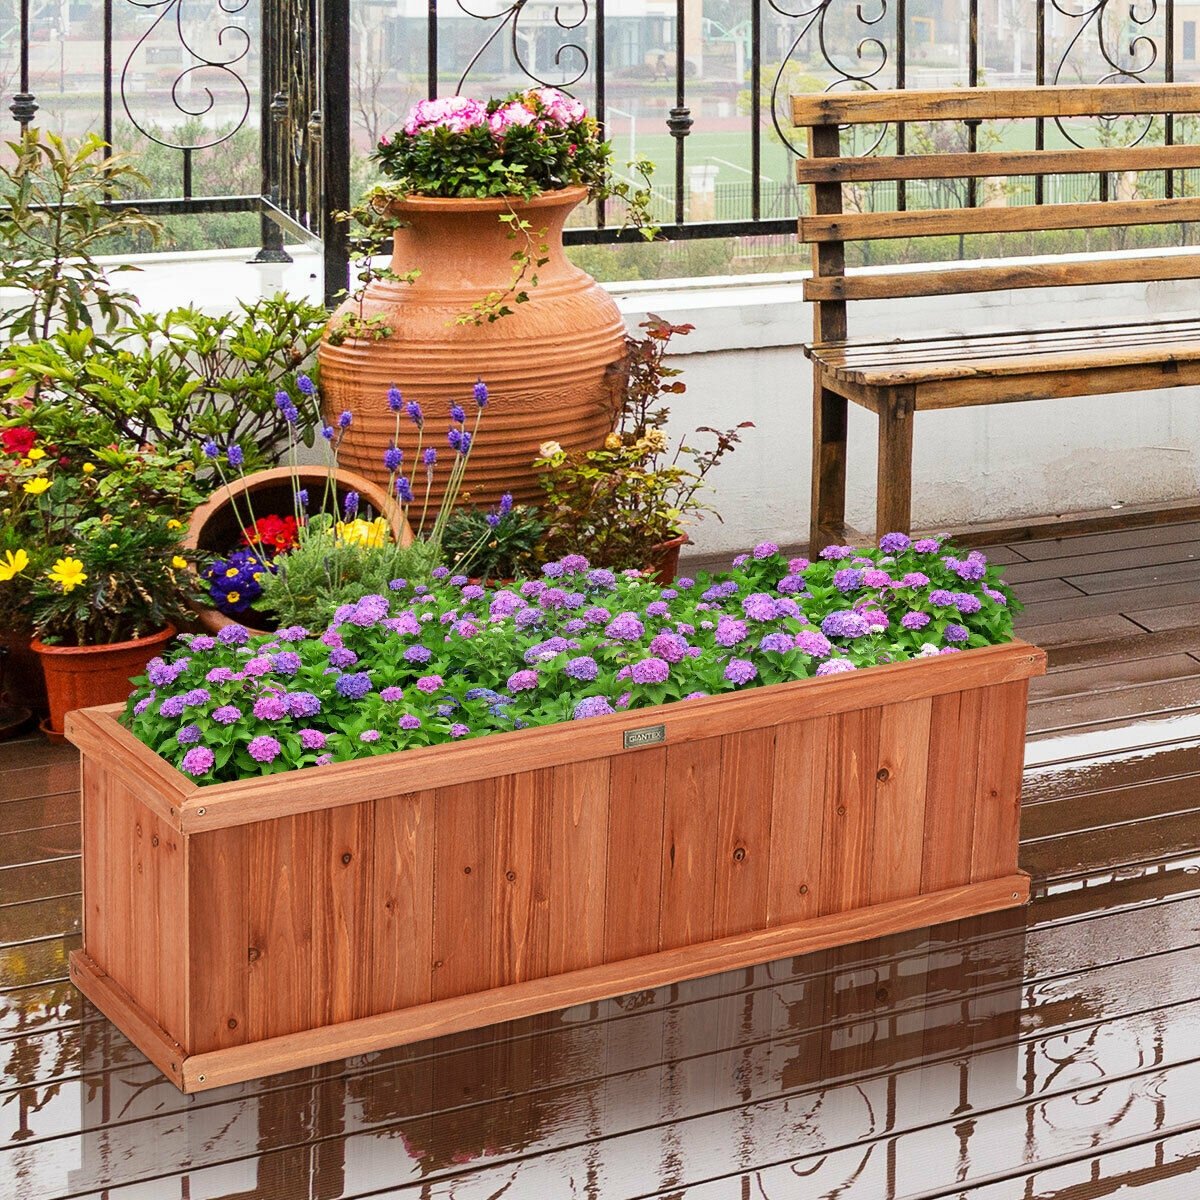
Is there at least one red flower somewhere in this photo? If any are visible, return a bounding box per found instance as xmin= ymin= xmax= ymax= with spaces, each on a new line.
xmin=242 ymin=514 xmax=299 ymax=555
xmin=1 ymin=427 xmax=36 ymax=457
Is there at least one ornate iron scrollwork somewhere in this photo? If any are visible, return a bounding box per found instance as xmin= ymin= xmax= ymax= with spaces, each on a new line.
xmin=119 ymin=0 xmax=252 ymax=150
xmin=1050 ymin=0 xmax=1163 ymax=146
xmin=766 ymin=0 xmax=893 ymax=157
xmin=453 ymin=0 xmax=590 ymax=93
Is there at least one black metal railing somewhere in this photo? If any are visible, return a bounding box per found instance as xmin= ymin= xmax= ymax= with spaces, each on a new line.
xmin=3 ymin=1 xmax=1193 ymax=302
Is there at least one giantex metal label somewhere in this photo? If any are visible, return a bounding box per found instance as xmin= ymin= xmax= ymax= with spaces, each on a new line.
xmin=623 ymin=724 xmax=666 ymax=750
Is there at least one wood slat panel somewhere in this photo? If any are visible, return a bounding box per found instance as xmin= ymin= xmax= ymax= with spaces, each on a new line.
xmin=312 ymin=801 xmax=375 ymax=1026
xmin=546 ymin=759 xmax=609 ymax=974
xmin=801 ymin=196 xmax=1200 ymax=244
xmin=188 ymin=827 xmax=248 ymax=1054
xmin=804 ymin=253 xmax=1200 ymax=302
xmin=659 ymin=738 xmax=722 ymax=951
xmin=713 ymin=727 xmax=776 ymax=939
xmin=247 ymin=810 xmax=315 ymax=1041
xmin=432 ymin=781 xmax=495 ymax=1002
xmin=971 ymin=682 xmax=1030 ymax=883
xmin=767 ymin=717 xmax=829 ymax=925
xmin=603 ymin=748 xmax=667 ymax=961
xmin=795 ymin=142 xmax=1200 ymax=183
xmin=922 ymin=689 xmax=985 ymax=893
xmin=792 ymin=83 xmax=1200 ymax=126
xmin=820 ymin=708 xmax=882 ymax=913
xmin=492 ymin=770 xmax=551 ymax=987
xmin=371 ymin=792 xmax=434 ymax=1013
xmin=869 ymin=698 xmax=933 ymax=905
xmin=79 ymin=757 xmax=108 ymax=985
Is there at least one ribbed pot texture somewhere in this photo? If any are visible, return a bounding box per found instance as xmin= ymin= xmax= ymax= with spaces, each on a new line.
xmin=31 ymin=625 xmax=176 ymax=738
xmin=317 ymin=186 xmax=627 ymax=511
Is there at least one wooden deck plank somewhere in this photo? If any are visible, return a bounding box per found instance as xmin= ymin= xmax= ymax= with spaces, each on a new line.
xmin=1002 ymin=537 xmax=1200 ymax=585
xmin=1030 ymin=652 xmax=1200 ymax=700
xmin=1027 ymin=676 xmax=1200 ymax=733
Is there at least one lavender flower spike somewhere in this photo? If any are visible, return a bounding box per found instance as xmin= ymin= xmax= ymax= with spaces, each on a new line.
xmin=474 ymin=379 xmax=488 ymax=407
xmin=387 ymin=385 xmax=403 ymax=412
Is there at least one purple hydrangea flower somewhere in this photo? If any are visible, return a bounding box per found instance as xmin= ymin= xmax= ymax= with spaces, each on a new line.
xmin=862 ymin=608 xmax=890 ymax=631
xmin=180 ymin=746 xmax=215 ymax=777
xmin=560 ymin=554 xmax=588 ymax=574
xmin=379 ymin=686 xmax=405 ymax=702
xmin=703 ymin=580 xmax=740 ymax=602
xmin=217 ymin=624 xmax=250 ymax=646
xmin=912 ymin=538 xmax=941 ymax=554
xmin=759 ymin=632 xmax=795 ymax=654
xmin=573 ymin=696 xmax=615 ymax=720
xmin=795 ymin=631 xmax=833 ymax=658
xmin=242 ymin=656 xmax=272 ymax=678
xmin=247 ymin=735 xmax=282 ymax=764
xmin=583 ymin=606 xmax=611 ymax=625
xmin=177 ymin=724 xmax=201 ymax=746
xmin=863 ymin=569 xmax=892 ymax=589
xmin=399 ymin=714 xmax=422 ymax=731
xmin=329 ymin=647 xmax=359 ymax=669
xmin=928 ymin=589 xmax=955 ymax=607
xmin=631 ymin=657 xmax=670 ymax=685
xmin=954 ymin=592 xmax=982 ymax=614
xmin=335 ymin=672 xmax=373 ymax=699
xmin=984 ymin=586 xmax=1008 ymax=606
xmin=732 ymin=554 xmax=749 ymax=567
xmin=901 ymin=611 xmax=931 ymax=631
xmin=272 ymin=651 xmax=302 ymax=676
xmin=715 ymin=617 xmax=749 ymax=647
xmin=777 ymin=574 xmax=805 ymax=595
xmin=507 ymin=669 xmax=539 ymax=692
xmin=404 ymin=644 xmax=433 ymax=665
xmin=299 ymin=728 xmax=326 ymax=750
xmin=206 ymin=666 xmax=237 ymax=684
xmin=821 ymin=610 xmax=870 ymax=639
xmin=649 ymin=632 xmax=689 ymax=663
xmin=645 ymin=601 xmax=670 ymax=618
xmin=743 ymin=593 xmax=779 ymax=621
xmin=565 ymin=656 xmax=599 ymax=681
xmin=900 ymin=572 xmax=930 ymax=589
xmin=360 ymin=730 xmax=381 ymax=743
xmin=677 ymin=577 xmax=695 ymax=589
xmin=520 ymin=579 xmax=547 ymax=599
xmin=286 ymin=692 xmax=322 ymax=718
xmin=879 ymin=532 xmax=912 ymax=553
xmin=539 ymin=588 xmax=567 ymax=610
xmin=605 ymin=612 xmax=645 ymax=641
xmin=834 ymin=568 xmax=864 ymax=593
xmin=724 ymin=658 xmax=758 ymax=686
xmin=184 ymin=688 xmax=211 ymax=707
xmin=133 ymin=694 xmax=156 ymax=716
xmin=416 ymin=674 xmax=444 ymax=693
xmin=586 ymin=568 xmax=617 ymax=591
xmin=947 ymin=553 xmax=987 ymax=582
xmin=253 ymin=695 xmax=288 ymax=721
xmin=819 ymin=544 xmax=856 ymax=560
xmin=816 ymin=658 xmax=857 ymax=676
xmin=944 ymin=623 xmax=970 ymax=643
xmin=753 ymin=541 xmax=779 ymax=558
xmin=542 ymin=561 xmax=566 ymax=579
xmin=450 ymin=723 xmax=470 ymax=738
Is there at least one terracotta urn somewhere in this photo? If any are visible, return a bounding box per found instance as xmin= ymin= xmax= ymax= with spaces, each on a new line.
xmin=317 ymin=185 xmax=627 ymax=510
xmin=183 ymin=466 xmax=412 ymax=636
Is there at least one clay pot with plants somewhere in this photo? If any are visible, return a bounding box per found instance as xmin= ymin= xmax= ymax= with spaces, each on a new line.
xmin=318 ymin=88 xmax=657 ymax=511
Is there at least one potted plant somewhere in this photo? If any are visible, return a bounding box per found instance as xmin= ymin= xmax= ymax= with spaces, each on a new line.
xmin=317 ymin=87 xmax=657 ymax=509
xmin=65 ymin=534 xmax=1043 ymax=1092
xmin=440 ymin=493 xmax=547 ymax=583
xmin=533 ymin=316 xmax=753 ymax=580
xmin=0 ymin=424 xmax=201 ymax=740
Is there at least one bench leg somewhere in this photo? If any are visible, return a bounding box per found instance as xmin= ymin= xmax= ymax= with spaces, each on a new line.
xmin=876 ymin=392 xmax=915 ymax=538
xmin=811 ymin=383 xmax=848 ymax=552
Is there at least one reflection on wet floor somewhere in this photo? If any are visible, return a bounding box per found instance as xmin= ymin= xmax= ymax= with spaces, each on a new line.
xmin=5 ymin=522 xmax=1200 ymax=1198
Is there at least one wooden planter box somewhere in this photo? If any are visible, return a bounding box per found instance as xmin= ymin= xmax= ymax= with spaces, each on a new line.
xmin=66 ymin=640 xmax=1044 ymax=1093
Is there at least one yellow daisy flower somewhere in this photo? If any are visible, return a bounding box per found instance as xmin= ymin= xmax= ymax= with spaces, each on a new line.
xmin=22 ymin=477 xmax=51 ymax=495
xmin=47 ymin=557 xmax=87 ymax=592
xmin=171 ymin=556 xmax=188 ymax=570
xmin=27 ymin=447 xmax=45 ymax=461
xmin=0 ymin=549 xmax=29 ymax=582
xmin=82 ymin=462 xmax=95 ymax=475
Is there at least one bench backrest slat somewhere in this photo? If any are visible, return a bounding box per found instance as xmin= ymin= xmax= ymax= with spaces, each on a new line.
xmin=792 ymin=83 xmax=1200 ymax=316
xmin=792 ymin=83 xmax=1200 ymax=126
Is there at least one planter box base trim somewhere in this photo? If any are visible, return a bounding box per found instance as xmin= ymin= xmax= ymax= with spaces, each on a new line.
xmin=70 ymin=870 xmax=1030 ymax=1094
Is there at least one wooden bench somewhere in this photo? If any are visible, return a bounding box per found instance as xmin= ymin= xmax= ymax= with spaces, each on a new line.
xmin=792 ymin=83 xmax=1200 ymax=548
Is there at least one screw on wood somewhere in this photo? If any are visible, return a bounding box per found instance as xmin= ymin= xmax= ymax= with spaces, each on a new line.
xmin=836 ymin=805 xmax=846 ymax=815
xmin=463 ymin=865 xmax=472 ymax=874
xmin=197 ymin=807 xmax=206 ymax=816
xmin=506 ymin=869 xmax=517 ymax=881
xmin=197 ymin=1074 xmax=206 ymax=1083
xmin=799 ymin=884 xmax=809 ymax=895
xmin=341 ymin=852 xmax=352 ymax=865
xmin=876 ymin=767 xmax=890 ymax=782
xmin=227 ymin=1018 xmax=238 ymax=1030
xmin=732 ymin=847 xmax=747 ymax=862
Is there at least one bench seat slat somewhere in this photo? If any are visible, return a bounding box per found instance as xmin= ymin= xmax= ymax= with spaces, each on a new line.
xmin=792 ymin=83 xmax=1200 ymax=127
xmin=804 ymin=254 xmax=1200 ymax=302
xmin=795 ymin=144 xmax=1200 ymax=184
xmin=807 ymin=318 xmax=1200 ymax=388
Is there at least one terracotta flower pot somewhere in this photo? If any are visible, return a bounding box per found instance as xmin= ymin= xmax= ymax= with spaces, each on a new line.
xmin=31 ymin=625 xmax=176 ymax=743
xmin=183 ymin=466 xmax=412 ymax=635
xmin=317 ymin=186 xmax=627 ymax=510
xmin=648 ymin=533 xmax=691 ymax=585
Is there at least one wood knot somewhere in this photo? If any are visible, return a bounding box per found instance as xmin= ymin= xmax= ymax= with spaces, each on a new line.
xmin=151 ymin=835 xmax=160 ymax=847
xmin=463 ymin=865 xmax=472 ymax=875
xmin=247 ymin=946 xmax=261 ymax=962
xmin=341 ymin=852 xmax=353 ymax=865
xmin=732 ymin=847 xmax=747 ymax=863
xmin=799 ymin=884 xmax=809 ymax=895
xmin=227 ymin=1017 xmax=238 ymax=1030
xmin=837 ymin=805 xmax=847 ymax=816
xmin=876 ymin=767 xmax=890 ymax=782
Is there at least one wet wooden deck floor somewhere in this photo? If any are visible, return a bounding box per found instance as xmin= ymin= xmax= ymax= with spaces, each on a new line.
xmin=4 ymin=520 xmax=1200 ymax=1198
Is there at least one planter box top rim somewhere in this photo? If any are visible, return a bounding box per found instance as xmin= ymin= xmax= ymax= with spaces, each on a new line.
xmin=66 ymin=639 xmax=1045 ymax=834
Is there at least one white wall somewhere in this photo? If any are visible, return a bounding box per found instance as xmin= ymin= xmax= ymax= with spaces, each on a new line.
xmin=116 ymin=245 xmax=1200 ymax=557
